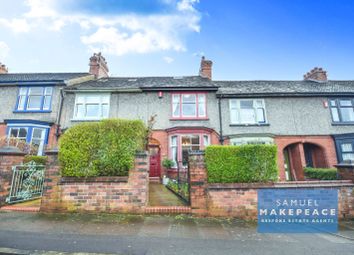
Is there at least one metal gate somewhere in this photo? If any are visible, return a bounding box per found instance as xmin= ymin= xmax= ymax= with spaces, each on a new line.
xmin=166 ymin=161 xmax=190 ymax=204
xmin=6 ymin=161 xmax=45 ymax=204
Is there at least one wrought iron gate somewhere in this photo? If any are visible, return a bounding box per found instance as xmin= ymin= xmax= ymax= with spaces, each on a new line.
xmin=166 ymin=161 xmax=190 ymax=204
xmin=6 ymin=161 xmax=45 ymax=204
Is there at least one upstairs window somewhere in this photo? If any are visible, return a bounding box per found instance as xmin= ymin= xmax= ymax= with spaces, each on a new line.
xmin=16 ymin=86 xmax=53 ymax=111
xmin=172 ymin=93 xmax=207 ymax=119
xmin=73 ymin=94 xmax=110 ymax=120
xmin=330 ymin=99 xmax=354 ymax=123
xmin=229 ymin=99 xmax=266 ymax=124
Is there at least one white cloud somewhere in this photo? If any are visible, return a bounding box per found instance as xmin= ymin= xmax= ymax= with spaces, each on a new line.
xmin=0 ymin=18 xmax=31 ymax=33
xmin=0 ymin=0 xmax=201 ymax=56
xmin=0 ymin=41 xmax=10 ymax=59
xmin=163 ymin=56 xmax=175 ymax=63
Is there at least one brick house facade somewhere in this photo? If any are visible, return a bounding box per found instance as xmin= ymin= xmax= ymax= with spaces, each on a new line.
xmin=1 ymin=55 xmax=354 ymax=181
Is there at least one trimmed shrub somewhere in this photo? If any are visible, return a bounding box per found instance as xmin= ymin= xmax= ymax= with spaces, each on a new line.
xmin=23 ymin=155 xmax=47 ymax=165
xmin=162 ymin=158 xmax=174 ymax=169
xmin=205 ymin=145 xmax=278 ymax=183
xmin=304 ymin=167 xmax=337 ymax=180
xmin=59 ymin=119 xmax=147 ymax=177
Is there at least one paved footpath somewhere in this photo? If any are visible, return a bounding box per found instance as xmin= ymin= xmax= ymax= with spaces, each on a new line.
xmin=0 ymin=211 xmax=353 ymax=255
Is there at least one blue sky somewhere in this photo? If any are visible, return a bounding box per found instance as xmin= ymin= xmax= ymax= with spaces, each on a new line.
xmin=0 ymin=0 xmax=354 ymax=80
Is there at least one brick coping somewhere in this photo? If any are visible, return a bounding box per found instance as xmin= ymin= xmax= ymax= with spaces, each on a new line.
xmin=145 ymin=206 xmax=191 ymax=214
xmin=208 ymin=180 xmax=354 ymax=190
xmin=0 ymin=206 xmax=40 ymax=212
xmin=60 ymin=176 xmax=129 ymax=184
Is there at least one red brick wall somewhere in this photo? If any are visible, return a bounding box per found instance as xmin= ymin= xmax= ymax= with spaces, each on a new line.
xmin=337 ymin=165 xmax=354 ymax=182
xmin=47 ymin=125 xmax=59 ymax=149
xmin=40 ymin=151 xmax=150 ymax=213
xmin=207 ymin=182 xmax=354 ymax=220
xmin=188 ymin=153 xmax=354 ymax=220
xmin=0 ymin=124 xmax=6 ymax=138
xmin=275 ymin=136 xmax=338 ymax=181
xmin=0 ymin=151 xmax=25 ymax=206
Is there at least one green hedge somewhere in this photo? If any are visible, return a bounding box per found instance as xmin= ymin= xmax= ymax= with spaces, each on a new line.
xmin=23 ymin=155 xmax=47 ymax=165
xmin=59 ymin=119 xmax=147 ymax=177
xmin=205 ymin=145 xmax=278 ymax=183
xmin=304 ymin=167 xmax=337 ymax=180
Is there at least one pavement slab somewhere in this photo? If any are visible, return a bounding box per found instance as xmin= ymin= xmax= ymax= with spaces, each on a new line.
xmin=0 ymin=211 xmax=353 ymax=255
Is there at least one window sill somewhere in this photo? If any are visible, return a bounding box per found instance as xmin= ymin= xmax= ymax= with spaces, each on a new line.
xmin=229 ymin=123 xmax=270 ymax=127
xmin=332 ymin=122 xmax=354 ymax=126
xmin=170 ymin=118 xmax=209 ymax=121
xmin=13 ymin=110 xmax=52 ymax=113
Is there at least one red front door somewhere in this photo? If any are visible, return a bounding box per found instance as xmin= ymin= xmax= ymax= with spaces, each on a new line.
xmin=149 ymin=146 xmax=161 ymax=177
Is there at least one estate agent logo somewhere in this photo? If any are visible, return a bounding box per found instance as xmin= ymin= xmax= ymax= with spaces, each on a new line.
xmin=258 ymin=188 xmax=338 ymax=233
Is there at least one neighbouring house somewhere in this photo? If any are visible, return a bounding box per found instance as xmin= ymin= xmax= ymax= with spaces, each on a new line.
xmin=216 ymin=68 xmax=354 ymax=181
xmin=0 ymin=59 xmax=100 ymax=155
xmin=1 ymin=55 xmax=353 ymax=181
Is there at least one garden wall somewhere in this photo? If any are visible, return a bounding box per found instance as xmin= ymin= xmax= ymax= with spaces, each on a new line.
xmin=188 ymin=152 xmax=354 ymax=220
xmin=0 ymin=147 xmax=25 ymax=206
xmin=40 ymin=150 xmax=149 ymax=213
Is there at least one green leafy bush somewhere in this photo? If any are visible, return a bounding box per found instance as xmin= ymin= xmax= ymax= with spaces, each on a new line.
xmin=205 ymin=145 xmax=278 ymax=183
xmin=304 ymin=167 xmax=337 ymax=180
xmin=162 ymin=158 xmax=174 ymax=169
xmin=59 ymin=119 xmax=147 ymax=177
xmin=23 ymin=155 xmax=47 ymax=165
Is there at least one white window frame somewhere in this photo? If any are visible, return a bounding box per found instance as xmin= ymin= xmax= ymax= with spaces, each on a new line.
xmin=73 ymin=93 xmax=110 ymax=120
xmin=229 ymin=99 xmax=267 ymax=125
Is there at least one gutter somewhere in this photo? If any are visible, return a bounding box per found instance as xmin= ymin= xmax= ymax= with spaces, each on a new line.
xmin=216 ymin=92 xmax=354 ymax=98
xmin=55 ymin=88 xmax=65 ymax=139
xmin=218 ymin=96 xmax=224 ymax=145
xmin=64 ymin=88 xmax=142 ymax=93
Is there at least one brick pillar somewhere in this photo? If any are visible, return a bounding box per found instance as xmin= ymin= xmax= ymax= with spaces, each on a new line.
xmin=40 ymin=149 xmax=62 ymax=212
xmin=336 ymin=163 xmax=354 ymax=183
xmin=130 ymin=151 xmax=150 ymax=211
xmin=189 ymin=151 xmax=208 ymax=216
xmin=0 ymin=148 xmax=25 ymax=206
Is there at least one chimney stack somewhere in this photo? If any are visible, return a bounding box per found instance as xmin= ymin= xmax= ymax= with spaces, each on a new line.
xmin=303 ymin=67 xmax=327 ymax=82
xmin=0 ymin=62 xmax=8 ymax=74
xmin=199 ymin=56 xmax=213 ymax=80
xmin=89 ymin=52 xmax=109 ymax=78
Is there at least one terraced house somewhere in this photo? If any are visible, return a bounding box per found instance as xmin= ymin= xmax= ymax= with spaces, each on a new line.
xmin=0 ymin=54 xmax=354 ymax=181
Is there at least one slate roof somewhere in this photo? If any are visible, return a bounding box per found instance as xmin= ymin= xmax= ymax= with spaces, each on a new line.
xmin=216 ymin=80 xmax=354 ymax=97
xmin=0 ymin=73 xmax=90 ymax=84
xmin=65 ymin=76 xmax=219 ymax=91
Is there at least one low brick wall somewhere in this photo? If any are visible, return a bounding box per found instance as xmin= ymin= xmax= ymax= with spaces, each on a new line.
xmin=0 ymin=148 xmax=25 ymax=206
xmin=40 ymin=151 xmax=149 ymax=213
xmin=206 ymin=181 xmax=354 ymax=220
xmin=336 ymin=163 xmax=354 ymax=182
xmin=188 ymin=152 xmax=354 ymax=220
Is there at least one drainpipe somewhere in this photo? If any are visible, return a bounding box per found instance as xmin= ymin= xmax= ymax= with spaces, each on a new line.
xmin=218 ymin=97 xmax=224 ymax=145
xmin=55 ymin=88 xmax=65 ymax=140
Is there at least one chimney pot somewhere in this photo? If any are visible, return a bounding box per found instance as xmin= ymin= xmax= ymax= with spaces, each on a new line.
xmin=199 ymin=56 xmax=213 ymax=80
xmin=0 ymin=62 xmax=8 ymax=74
xmin=89 ymin=52 xmax=109 ymax=78
xmin=303 ymin=67 xmax=327 ymax=82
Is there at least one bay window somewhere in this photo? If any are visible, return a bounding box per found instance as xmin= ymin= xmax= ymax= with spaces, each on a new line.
xmin=169 ymin=133 xmax=210 ymax=167
xmin=230 ymin=99 xmax=266 ymax=124
xmin=172 ymin=93 xmax=207 ymax=119
xmin=7 ymin=123 xmax=49 ymax=155
xmin=73 ymin=94 xmax=110 ymax=120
